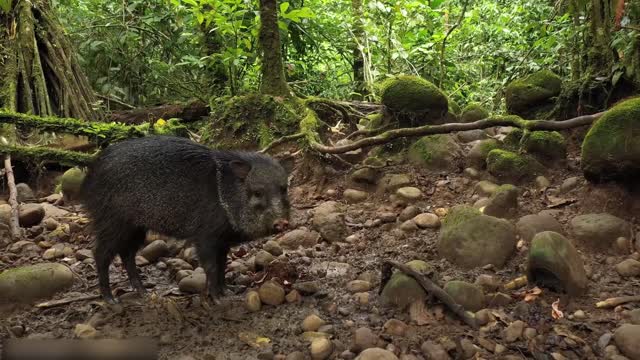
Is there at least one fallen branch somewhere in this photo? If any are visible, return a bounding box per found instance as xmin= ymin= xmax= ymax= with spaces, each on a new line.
xmin=310 ymin=112 xmax=604 ymax=154
xmin=259 ymin=132 xmax=305 ymax=154
xmin=0 ymin=144 xmax=95 ymax=166
xmin=0 ymin=110 xmax=146 ymax=143
xmin=380 ymin=260 xmax=478 ymax=329
xmin=35 ymin=294 xmax=101 ymax=308
xmin=596 ymin=295 xmax=640 ymax=308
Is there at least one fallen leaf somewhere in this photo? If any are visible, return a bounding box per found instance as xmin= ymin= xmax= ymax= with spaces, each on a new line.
xmin=239 ymin=331 xmax=271 ymax=349
xmin=552 ymin=298 xmax=564 ymax=320
xmin=523 ymin=287 xmax=543 ymax=302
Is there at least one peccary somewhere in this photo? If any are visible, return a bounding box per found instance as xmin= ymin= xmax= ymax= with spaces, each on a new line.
xmin=81 ymin=136 xmax=292 ymax=304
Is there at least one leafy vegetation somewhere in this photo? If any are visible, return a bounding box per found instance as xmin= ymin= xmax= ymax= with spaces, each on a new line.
xmin=48 ymin=0 xmax=638 ymax=112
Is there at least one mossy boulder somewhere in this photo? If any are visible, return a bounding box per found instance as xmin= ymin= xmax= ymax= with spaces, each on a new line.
xmin=380 ymin=260 xmax=434 ymax=308
xmin=504 ymin=128 xmax=566 ymax=162
xmin=444 ymin=281 xmax=486 ymax=312
xmin=0 ymin=263 xmax=74 ymax=303
xmin=467 ymin=139 xmax=502 ymax=169
xmin=438 ymin=205 xmax=516 ymax=269
xmin=380 ymin=75 xmax=448 ymax=126
xmin=407 ymin=134 xmax=462 ymax=171
xmin=581 ymin=97 xmax=640 ymax=183
xmin=505 ymin=70 xmax=562 ymax=118
xmin=59 ymin=167 xmax=86 ymax=202
xmin=449 ymin=99 xmax=461 ymax=115
xmin=486 ymin=149 xmax=543 ymax=183
xmin=527 ymin=231 xmax=587 ymax=296
xmin=483 ymin=184 xmax=519 ymax=219
xmin=202 ymin=94 xmax=302 ymax=150
xmin=460 ymin=103 xmax=490 ymax=123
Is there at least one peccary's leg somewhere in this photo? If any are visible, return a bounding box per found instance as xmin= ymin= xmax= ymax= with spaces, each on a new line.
xmin=120 ymin=227 xmax=147 ymax=297
xmin=94 ymin=228 xmax=120 ymax=304
xmin=194 ymin=239 xmax=226 ymax=300
xmin=216 ymin=243 xmax=230 ymax=295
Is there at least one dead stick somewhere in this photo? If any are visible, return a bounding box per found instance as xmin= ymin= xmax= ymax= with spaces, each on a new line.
xmin=311 ymin=112 xmax=604 ymax=154
xmin=3 ymin=156 xmax=21 ymax=240
xmin=35 ymin=294 xmax=101 ymax=308
xmin=595 ymin=295 xmax=640 ymax=308
xmin=381 ymin=260 xmax=478 ymax=329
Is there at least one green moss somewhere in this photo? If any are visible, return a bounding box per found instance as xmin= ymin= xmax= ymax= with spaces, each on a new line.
xmin=504 ymin=129 xmax=566 ymax=161
xmin=581 ymin=97 xmax=640 ymax=182
xmin=442 ymin=205 xmax=482 ymax=237
xmin=407 ymin=134 xmax=460 ymax=170
xmin=153 ymin=118 xmax=189 ymax=137
xmin=365 ymin=112 xmax=385 ymax=129
xmin=202 ymin=94 xmax=302 ymax=150
xmin=486 ymin=149 xmax=543 ymax=182
xmin=460 ymin=102 xmax=490 ymax=123
xmin=0 ymin=144 xmax=94 ymax=166
xmin=60 ymin=167 xmax=86 ymax=200
xmin=380 ymin=75 xmax=448 ymax=117
xmin=505 ymin=70 xmax=563 ymax=117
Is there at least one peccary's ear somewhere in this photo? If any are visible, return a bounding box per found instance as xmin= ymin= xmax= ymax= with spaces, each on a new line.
xmin=229 ymin=160 xmax=252 ymax=179
xmin=278 ymin=156 xmax=295 ymax=175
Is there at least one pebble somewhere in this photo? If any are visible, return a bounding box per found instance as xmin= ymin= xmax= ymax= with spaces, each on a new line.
xmin=353 ymin=327 xmax=378 ymax=352
xmin=615 ymin=324 xmax=640 ymax=359
xmin=354 ymin=292 xmax=369 ymax=305
xmin=286 ymin=290 xmax=302 ymax=303
xmin=294 ymin=281 xmax=320 ymax=295
xmin=503 ymin=320 xmax=525 ymax=342
xmin=178 ymin=273 xmax=206 ymax=293
xmin=139 ymin=240 xmax=168 ymax=262
xmin=344 ymin=189 xmax=368 ymax=204
xmin=286 ymin=352 xmax=305 ymax=360
xmin=302 ymin=314 xmax=326 ymax=332
xmin=383 ymin=319 xmax=408 ymax=337
xmin=535 ymin=176 xmax=551 ymax=188
xmin=395 ymin=187 xmax=422 ymax=202
xmin=259 ymin=281 xmax=285 ymax=306
xmin=255 ymin=250 xmax=276 ymax=269
xmin=421 ymin=341 xmax=451 ymax=360
xmin=459 ymin=338 xmax=477 ymax=358
xmin=346 ymin=280 xmax=371 ymax=293
xmin=412 ymin=213 xmax=441 ymax=228
xmin=355 ymin=348 xmax=399 ymax=360
xmin=263 ymin=240 xmax=283 ymax=256
xmin=398 ymin=206 xmax=421 ymax=222
xmin=615 ymin=259 xmax=640 ymax=277
xmin=246 ymin=291 xmax=262 ymax=312
xmin=399 ymin=220 xmax=418 ymax=232
xmin=310 ymin=337 xmax=333 ymax=360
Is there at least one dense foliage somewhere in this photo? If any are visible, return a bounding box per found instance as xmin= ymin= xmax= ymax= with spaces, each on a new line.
xmin=51 ymin=0 xmax=639 ymax=112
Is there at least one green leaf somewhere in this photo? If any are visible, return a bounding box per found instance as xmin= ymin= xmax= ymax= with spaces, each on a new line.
xmin=0 ymin=0 xmax=12 ymax=13
xmin=280 ymin=2 xmax=289 ymax=14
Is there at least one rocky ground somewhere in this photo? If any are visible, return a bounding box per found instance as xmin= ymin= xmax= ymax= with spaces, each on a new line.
xmin=0 ymin=127 xmax=639 ymax=360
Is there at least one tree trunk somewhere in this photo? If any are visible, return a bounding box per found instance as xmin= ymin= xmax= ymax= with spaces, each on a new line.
xmin=258 ymin=0 xmax=291 ymax=97
xmin=351 ymin=0 xmax=367 ymax=100
xmin=3 ymin=156 xmax=21 ymax=240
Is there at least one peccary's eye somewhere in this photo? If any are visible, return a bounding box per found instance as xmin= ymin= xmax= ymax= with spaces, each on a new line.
xmin=280 ymin=186 xmax=287 ymax=194
xmin=253 ymin=190 xmax=264 ymax=198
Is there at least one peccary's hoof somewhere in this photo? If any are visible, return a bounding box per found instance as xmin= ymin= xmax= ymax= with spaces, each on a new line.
xmin=103 ymin=294 xmax=120 ymax=305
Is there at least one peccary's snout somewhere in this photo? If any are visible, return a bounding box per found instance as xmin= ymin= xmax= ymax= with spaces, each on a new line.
xmin=273 ymin=219 xmax=289 ymax=233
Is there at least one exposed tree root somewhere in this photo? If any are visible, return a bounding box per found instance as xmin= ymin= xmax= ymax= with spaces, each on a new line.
xmin=3 ymin=156 xmax=22 ymax=240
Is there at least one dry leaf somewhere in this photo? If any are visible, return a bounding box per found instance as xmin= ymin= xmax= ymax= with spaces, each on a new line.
xmin=238 ymin=331 xmax=271 ymax=349
xmin=524 ymin=287 xmax=543 ymax=302
xmin=551 ymin=298 xmax=564 ymax=320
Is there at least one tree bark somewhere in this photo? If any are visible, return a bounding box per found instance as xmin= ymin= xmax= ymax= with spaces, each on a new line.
xmin=351 ymin=0 xmax=366 ymax=99
xmin=3 ymin=156 xmax=22 ymax=240
xmin=258 ymin=0 xmax=291 ymax=97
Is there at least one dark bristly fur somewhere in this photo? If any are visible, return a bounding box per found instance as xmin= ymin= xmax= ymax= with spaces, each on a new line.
xmin=81 ymin=136 xmax=291 ymax=303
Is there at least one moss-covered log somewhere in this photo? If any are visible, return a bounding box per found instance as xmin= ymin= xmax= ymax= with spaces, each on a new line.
xmin=0 ymin=144 xmax=94 ymax=166
xmin=0 ymin=110 xmax=146 ymax=144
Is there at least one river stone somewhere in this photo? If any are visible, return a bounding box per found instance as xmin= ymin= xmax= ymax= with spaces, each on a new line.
xmin=355 ymin=348 xmax=399 ymax=360
xmin=378 ymin=174 xmax=412 ymax=193
xmin=139 ymin=240 xmax=169 ymax=262
xmin=18 ymin=204 xmax=45 ymax=227
xmin=438 ymin=205 xmax=516 ymax=269
xmin=344 ymin=189 xmax=368 ymax=204
xmin=527 ymin=231 xmax=588 ymax=295
xmin=0 ymin=263 xmax=74 ymax=303
xmin=350 ymin=168 xmax=381 ymax=185
xmin=570 ymin=213 xmax=632 ymax=251
xmin=614 ymin=324 xmax=640 ymax=360
xmin=259 ymin=280 xmax=285 ymax=306
xmin=444 ymin=280 xmax=486 ymax=312
xmin=16 ymin=183 xmax=35 ymax=203
xmin=178 ymin=273 xmax=206 ymax=293
xmin=482 ymin=184 xmax=518 ymax=218
xmin=278 ymin=228 xmax=320 ymax=249
xmin=615 ymin=259 xmax=640 ymax=277
xmin=396 ymin=187 xmax=422 ymax=202
xmin=474 ymin=180 xmax=499 ymax=197
xmin=380 ymin=260 xmax=432 ymax=308
xmin=516 ymin=214 xmax=564 ymax=242
xmin=313 ymin=202 xmax=348 ymax=243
